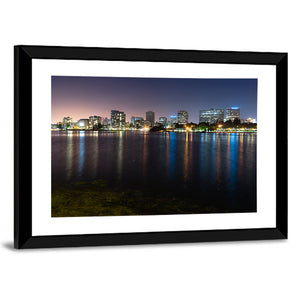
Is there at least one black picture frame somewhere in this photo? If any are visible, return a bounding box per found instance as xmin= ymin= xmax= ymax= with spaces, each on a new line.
xmin=14 ymin=45 xmax=288 ymax=249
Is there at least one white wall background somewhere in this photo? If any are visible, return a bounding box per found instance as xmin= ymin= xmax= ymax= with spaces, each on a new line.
xmin=0 ymin=1 xmax=298 ymax=299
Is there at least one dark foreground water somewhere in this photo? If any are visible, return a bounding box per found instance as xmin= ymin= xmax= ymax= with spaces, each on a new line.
xmin=52 ymin=131 xmax=256 ymax=216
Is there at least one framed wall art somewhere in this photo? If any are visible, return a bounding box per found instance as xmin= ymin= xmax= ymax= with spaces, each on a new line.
xmin=14 ymin=45 xmax=288 ymax=248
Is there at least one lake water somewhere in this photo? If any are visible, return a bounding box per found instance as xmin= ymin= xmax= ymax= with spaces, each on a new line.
xmin=52 ymin=131 xmax=256 ymax=215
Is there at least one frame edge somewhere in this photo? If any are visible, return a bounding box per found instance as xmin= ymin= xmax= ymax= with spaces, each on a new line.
xmin=14 ymin=45 xmax=288 ymax=249
xmin=15 ymin=45 xmax=286 ymax=65
xmin=276 ymin=53 xmax=288 ymax=239
xmin=20 ymin=228 xmax=286 ymax=249
xmin=14 ymin=46 xmax=33 ymax=249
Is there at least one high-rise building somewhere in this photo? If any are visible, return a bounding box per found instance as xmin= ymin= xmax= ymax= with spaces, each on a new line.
xmin=146 ymin=111 xmax=155 ymax=127
xmin=131 ymin=116 xmax=144 ymax=125
xmin=102 ymin=118 xmax=110 ymax=126
xmin=225 ymin=107 xmax=240 ymax=122
xmin=169 ymin=115 xmax=177 ymax=127
xmin=199 ymin=109 xmax=224 ymax=124
xmin=63 ymin=116 xmax=73 ymax=129
xmin=77 ymin=119 xmax=89 ymax=129
xmin=89 ymin=115 xmax=101 ymax=129
xmin=177 ymin=111 xmax=189 ymax=125
xmin=134 ymin=119 xmax=144 ymax=129
xmin=158 ymin=117 xmax=167 ymax=126
xmin=111 ymin=110 xmax=126 ymax=128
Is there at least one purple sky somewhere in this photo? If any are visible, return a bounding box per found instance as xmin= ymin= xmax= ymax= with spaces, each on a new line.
xmin=51 ymin=76 xmax=257 ymax=123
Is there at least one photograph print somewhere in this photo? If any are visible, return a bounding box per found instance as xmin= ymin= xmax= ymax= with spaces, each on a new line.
xmin=51 ymin=76 xmax=257 ymax=218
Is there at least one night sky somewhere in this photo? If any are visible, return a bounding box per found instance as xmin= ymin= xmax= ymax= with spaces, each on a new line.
xmin=51 ymin=76 xmax=257 ymax=124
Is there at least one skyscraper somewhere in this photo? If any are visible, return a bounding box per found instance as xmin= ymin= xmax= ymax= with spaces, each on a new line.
xmin=177 ymin=111 xmax=189 ymax=125
xmin=77 ymin=119 xmax=89 ymax=129
xmin=199 ymin=109 xmax=224 ymax=124
xmin=158 ymin=117 xmax=167 ymax=127
xmin=111 ymin=110 xmax=126 ymax=128
xmin=146 ymin=111 xmax=155 ymax=127
xmin=131 ymin=116 xmax=144 ymax=125
xmin=169 ymin=115 xmax=177 ymax=127
xmin=102 ymin=118 xmax=110 ymax=126
xmin=89 ymin=115 xmax=102 ymax=129
xmin=62 ymin=116 xmax=73 ymax=129
xmin=225 ymin=107 xmax=240 ymax=122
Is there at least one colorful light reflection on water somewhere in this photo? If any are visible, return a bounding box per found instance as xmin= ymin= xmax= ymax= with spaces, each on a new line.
xmin=52 ymin=131 xmax=256 ymax=213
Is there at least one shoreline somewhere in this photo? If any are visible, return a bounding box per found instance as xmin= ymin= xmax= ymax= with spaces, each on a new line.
xmin=51 ymin=129 xmax=257 ymax=133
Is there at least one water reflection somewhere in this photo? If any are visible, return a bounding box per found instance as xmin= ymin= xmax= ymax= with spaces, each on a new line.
xmin=238 ymin=133 xmax=244 ymax=178
xmin=78 ymin=131 xmax=85 ymax=176
xmin=117 ymin=131 xmax=124 ymax=182
xmin=183 ymin=132 xmax=189 ymax=184
xmin=229 ymin=133 xmax=237 ymax=193
xmin=66 ymin=131 xmax=73 ymax=180
xmin=210 ymin=133 xmax=216 ymax=184
xmin=216 ymin=134 xmax=221 ymax=187
xmin=142 ymin=131 xmax=148 ymax=182
xmin=52 ymin=131 xmax=257 ymax=212
xmin=188 ymin=132 xmax=193 ymax=184
xmin=169 ymin=132 xmax=176 ymax=180
xmin=165 ymin=132 xmax=170 ymax=180
xmin=199 ymin=133 xmax=206 ymax=184
xmin=91 ymin=132 xmax=99 ymax=179
xmin=249 ymin=133 xmax=255 ymax=177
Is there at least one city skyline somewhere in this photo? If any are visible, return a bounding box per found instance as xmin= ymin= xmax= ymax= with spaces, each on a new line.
xmin=52 ymin=76 xmax=257 ymax=123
